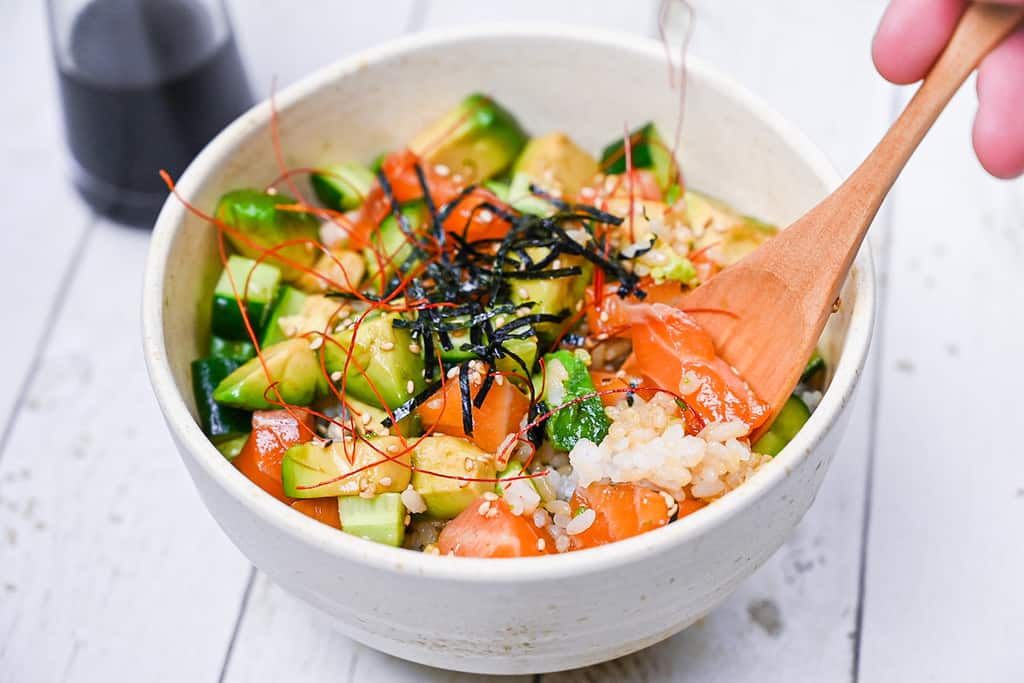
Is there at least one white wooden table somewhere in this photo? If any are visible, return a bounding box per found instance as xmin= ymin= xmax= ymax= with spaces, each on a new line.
xmin=3 ymin=1 xmax=1022 ymax=681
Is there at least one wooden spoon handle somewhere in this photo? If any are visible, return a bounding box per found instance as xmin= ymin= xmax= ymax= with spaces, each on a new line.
xmin=835 ymin=4 xmax=1024 ymax=233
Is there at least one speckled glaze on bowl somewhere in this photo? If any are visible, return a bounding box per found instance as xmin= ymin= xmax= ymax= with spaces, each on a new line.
xmin=142 ymin=26 xmax=874 ymax=675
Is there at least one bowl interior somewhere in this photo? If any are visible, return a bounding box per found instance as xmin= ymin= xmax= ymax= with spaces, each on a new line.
xmin=149 ymin=27 xmax=869 ymax=564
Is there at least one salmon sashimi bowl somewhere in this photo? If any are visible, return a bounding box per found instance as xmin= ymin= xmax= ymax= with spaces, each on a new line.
xmin=182 ymin=93 xmax=827 ymax=558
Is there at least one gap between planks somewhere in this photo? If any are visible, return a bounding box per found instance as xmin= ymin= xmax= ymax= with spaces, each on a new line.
xmin=849 ymin=85 xmax=904 ymax=683
xmin=0 ymin=216 xmax=97 ymax=469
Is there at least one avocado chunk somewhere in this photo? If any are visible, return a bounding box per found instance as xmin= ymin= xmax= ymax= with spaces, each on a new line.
xmin=213 ymin=338 xmax=321 ymax=410
xmin=281 ymin=436 xmax=412 ymax=498
xmin=210 ymin=255 xmax=281 ymax=340
xmin=298 ymin=247 xmax=366 ymax=294
xmin=310 ymin=162 xmax=375 ymax=211
xmin=260 ymin=285 xmax=308 ymax=347
xmin=339 ymin=493 xmax=407 ymax=547
xmin=409 ymin=93 xmax=527 ymax=182
xmin=514 ymin=132 xmax=599 ymax=197
xmin=411 ymin=435 xmax=496 ymax=519
xmin=753 ymin=395 xmax=811 ymax=457
xmin=538 ymin=350 xmax=610 ymax=451
xmin=337 ymin=396 xmax=419 ymax=438
xmin=600 ymin=122 xmax=675 ymax=190
xmin=324 ymin=312 xmax=426 ymax=410
xmin=506 ymin=172 xmax=557 ymax=217
xmin=432 ymin=310 xmax=538 ymax=375
xmin=363 ymin=200 xmax=427 ymax=290
xmin=215 ymin=189 xmax=321 ymax=282
xmin=686 ymin=190 xmax=778 ymax=266
xmin=191 ymin=357 xmax=251 ymax=443
xmin=509 ymin=248 xmax=590 ymax=343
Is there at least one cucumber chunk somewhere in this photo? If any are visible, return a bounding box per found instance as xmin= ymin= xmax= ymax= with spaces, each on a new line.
xmin=753 ymin=395 xmax=811 ymax=456
xmin=310 ymin=163 xmax=376 ymax=211
xmin=191 ymin=357 xmax=251 ymax=443
xmin=600 ymin=122 xmax=674 ymax=190
xmin=339 ymin=493 xmax=407 ymax=547
xmin=211 ymin=255 xmax=281 ymax=340
xmin=209 ymin=336 xmax=256 ymax=363
xmin=801 ymin=350 xmax=826 ymax=383
xmin=215 ymin=433 xmax=249 ymax=460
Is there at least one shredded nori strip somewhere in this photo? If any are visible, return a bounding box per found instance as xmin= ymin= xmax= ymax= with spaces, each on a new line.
xmin=459 ymin=362 xmax=473 ymax=435
xmin=380 ymin=379 xmax=445 ymax=428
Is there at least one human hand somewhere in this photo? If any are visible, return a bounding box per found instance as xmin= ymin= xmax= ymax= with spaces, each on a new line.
xmin=873 ymin=0 xmax=1024 ymax=178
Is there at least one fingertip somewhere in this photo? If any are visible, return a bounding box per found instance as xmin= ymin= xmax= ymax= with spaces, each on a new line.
xmin=974 ymin=29 xmax=1024 ymax=179
xmin=873 ymin=0 xmax=966 ymax=84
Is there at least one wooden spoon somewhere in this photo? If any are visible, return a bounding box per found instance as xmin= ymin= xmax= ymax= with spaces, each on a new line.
xmin=682 ymin=3 xmax=1024 ymax=433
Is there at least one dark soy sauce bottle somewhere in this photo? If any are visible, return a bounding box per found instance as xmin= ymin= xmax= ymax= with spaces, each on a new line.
xmin=48 ymin=0 xmax=254 ymax=226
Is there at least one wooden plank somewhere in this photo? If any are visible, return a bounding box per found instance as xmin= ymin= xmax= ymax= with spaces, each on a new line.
xmin=421 ymin=0 xmax=660 ymax=34
xmin=0 ymin=220 xmax=252 ymax=683
xmin=547 ymin=2 xmax=894 ymax=680
xmin=857 ymin=83 xmax=1024 ymax=681
xmin=222 ymin=572 xmax=532 ymax=683
xmin=0 ymin=0 xmax=93 ymax=427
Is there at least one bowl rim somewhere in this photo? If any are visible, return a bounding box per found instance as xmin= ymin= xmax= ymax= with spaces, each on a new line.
xmin=142 ymin=23 xmax=875 ymax=582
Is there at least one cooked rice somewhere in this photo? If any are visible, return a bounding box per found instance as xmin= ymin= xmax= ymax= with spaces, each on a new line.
xmin=568 ymin=393 xmax=769 ymax=502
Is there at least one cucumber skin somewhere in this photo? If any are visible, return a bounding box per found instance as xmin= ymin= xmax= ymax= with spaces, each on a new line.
xmin=209 ymin=336 xmax=257 ymax=363
xmin=191 ymin=358 xmax=252 ymax=443
xmin=338 ymin=493 xmax=407 ymax=547
xmin=753 ymin=395 xmax=811 ymax=457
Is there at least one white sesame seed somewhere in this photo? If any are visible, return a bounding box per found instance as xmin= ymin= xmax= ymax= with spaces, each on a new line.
xmin=464 ymin=457 xmax=475 ymax=472
xmin=409 ymin=343 xmax=421 ymax=353
xmin=483 ymin=492 xmax=498 ymax=501
xmin=433 ymin=163 xmax=451 ymax=177
xmin=452 ymin=173 xmax=465 ymax=184
xmin=477 ymin=501 xmax=491 ymax=516
xmin=309 ymin=336 xmax=324 ymax=350
xmin=379 ymin=476 xmax=393 ymax=487
xmin=552 ymin=259 xmax=562 ymax=269
xmin=446 ymin=366 xmax=459 ymax=379
xmin=495 ymin=375 xmax=505 ymax=386
xmin=537 ymin=538 xmax=546 ymax=551
xmin=266 ymin=187 xmax=278 ymax=196
xmin=406 ymin=380 xmax=415 ymax=393
xmin=478 ymin=209 xmax=493 ymax=223
xmin=555 ymin=535 xmax=570 ymax=553
xmin=485 ymin=507 xmax=499 ymax=518
xmin=330 ymin=371 xmax=343 ymax=382
xmin=580 ymin=186 xmax=596 ymax=198
xmin=387 ymin=444 xmax=400 ymax=453
xmin=381 ymin=341 xmax=395 ymax=351
xmin=518 ymin=287 xmax=529 ymax=299
xmin=533 ymin=510 xmax=549 ymax=528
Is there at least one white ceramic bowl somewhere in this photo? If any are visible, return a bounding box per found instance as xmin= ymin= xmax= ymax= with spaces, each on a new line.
xmin=142 ymin=26 xmax=874 ymax=675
